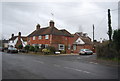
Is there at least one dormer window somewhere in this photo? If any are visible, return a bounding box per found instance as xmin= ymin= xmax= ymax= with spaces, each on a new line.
xmin=33 ymin=36 xmax=36 ymax=40
xmin=45 ymin=35 xmax=49 ymax=39
xmin=39 ymin=36 xmax=42 ymax=40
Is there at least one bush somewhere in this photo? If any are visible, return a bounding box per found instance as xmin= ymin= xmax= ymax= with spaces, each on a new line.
xmin=60 ymin=50 xmax=66 ymax=54
xmin=46 ymin=46 xmax=56 ymax=54
xmin=113 ymin=29 xmax=120 ymax=51
xmin=24 ymin=45 xmax=30 ymax=52
xmin=34 ymin=46 xmax=39 ymax=52
xmin=41 ymin=44 xmax=45 ymax=49
xmin=42 ymin=48 xmax=50 ymax=54
xmin=96 ymin=42 xmax=118 ymax=59
xmin=29 ymin=46 xmax=35 ymax=52
xmin=18 ymin=44 xmax=23 ymax=49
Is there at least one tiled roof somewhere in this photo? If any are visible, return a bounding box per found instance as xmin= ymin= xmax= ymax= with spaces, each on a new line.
xmin=9 ymin=36 xmax=18 ymax=40
xmin=73 ymin=33 xmax=92 ymax=45
xmin=60 ymin=29 xmax=74 ymax=37
xmin=27 ymin=27 xmax=49 ymax=37
xmin=80 ymin=37 xmax=92 ymax=45
xmin=2 ymin=40 xmax=9 ymax=43
xmin=21 ymin=37 xmax=27 ymax=41
xmin=9 ymin=36 xmax=27 ymax=41
xmin=27 ymin=26 xmax=73 ymax=37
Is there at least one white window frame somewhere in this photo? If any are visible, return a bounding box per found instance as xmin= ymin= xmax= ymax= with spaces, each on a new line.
xmin=39 ymin=44 xmax=42 ymax=48
xmin=45 ymin=35 xmax=49 ymax=39
xmin=73 ymin=45 xmax=76 ymax=50
xmin=10 ymin=41 xmax=12 ymax=43
xmin=33 ymin=36 xmax=36 ymax=40
xmin=59 ymin=44 xmax=65 ymax=50
xmin=39 ymin=36 xmax=42 ymax=40
xmin=45 ymin=44 xmax=49 ymax=48
xmin=32 ymin=44 xmax=35 ymax=46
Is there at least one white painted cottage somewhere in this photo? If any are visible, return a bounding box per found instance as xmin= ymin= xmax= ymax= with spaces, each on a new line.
xmin=8 ymin=32 xmax=27 ymax=48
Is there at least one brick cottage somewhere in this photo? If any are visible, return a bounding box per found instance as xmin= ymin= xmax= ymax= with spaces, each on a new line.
xmin=8 ymin=32 xmax=27 ymax=48
xmin=27 ymin=20 xmax=73 ymax=53
xmin=27 ymin=20 xmax=92 ymax=53
xmin=70 ymin=32 xmax=93 ymax=53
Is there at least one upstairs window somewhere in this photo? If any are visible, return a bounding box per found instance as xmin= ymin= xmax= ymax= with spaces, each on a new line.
xmin=45 ymin=35 xmax=49 ymax=39
xmin=33 ymin=36 xmax=36 ymax=40
xmin=39 ymin=36 xmax=42 ymax=40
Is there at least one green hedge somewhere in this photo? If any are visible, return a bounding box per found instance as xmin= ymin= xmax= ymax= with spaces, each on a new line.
xmin=96 ymin=43 xmax=118 ymax=59
xmin=96 ymin=29 xmax=120 ymax=59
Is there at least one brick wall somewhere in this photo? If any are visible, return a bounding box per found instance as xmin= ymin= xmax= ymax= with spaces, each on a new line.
xmin=73 ymin=44 xmax=93 ymax=53
xmin=27 ymin=36 xmax=50 ymax=45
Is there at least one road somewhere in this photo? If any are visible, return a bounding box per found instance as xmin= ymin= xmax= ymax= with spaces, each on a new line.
xmin=2 ymin=52 xmax=118 ymax=79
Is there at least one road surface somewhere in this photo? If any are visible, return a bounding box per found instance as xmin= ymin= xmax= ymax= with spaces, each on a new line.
xmin=2 ymin=52 xmax=118 ymax=79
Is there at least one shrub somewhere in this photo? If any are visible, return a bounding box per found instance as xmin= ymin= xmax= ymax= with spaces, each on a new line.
xmin=18 ymin=44 xmax=23 ymax=49
xmin=24 ymin=45 xmax=30 ymax=52
xmin=29 ymin=46 xmax=35 ymax=52
xmin=96 ymin=42 xmax=118 ymax=59
xmin=34 ymin=46 xmax=39 ymax=52
xmin=113 ymin=29 xmax=120 ymax=51
xmin=46 ymin=46 xmax=56 ymax=54
xmin=60 ymin=50 xmax=66 ymax=54
xmin=42 ymin=48 xmax=50 ymax=54
xmin=41 ymin=44 xmax=45 ymax=49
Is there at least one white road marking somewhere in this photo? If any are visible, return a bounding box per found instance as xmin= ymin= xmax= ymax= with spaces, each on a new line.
xmin=94 ymin=63 xmax=98 ymax=64
xmin=89 ymin=62 xmax=94 ymax=64
xmin=86 ymin=56 xmax=90 ymax=58
xmin=83 ymin=71 xmax=90 ymax=74
xmin=77 ymin=57 xmax=81 ymax=59
xmin=64 ymin=67 xmax=90 ymax=74
xmin=74 ymin=69 xmax=82 ymax=72
xmin=89 ymin=62 xmax=98 ymax=64
xmin=35 ymin=61 xmax=44 ymax=64
xmin=54 ymin=64 xmax=61 ymax=67
xmin=64 ymin=67 xmax=72 ymax=69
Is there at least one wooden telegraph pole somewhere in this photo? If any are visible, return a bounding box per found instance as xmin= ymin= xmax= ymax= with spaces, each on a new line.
xmin=93 ymin=24 xmax=95 ymax=53
xmin=93 ymin=24 xmax=95 ymax=42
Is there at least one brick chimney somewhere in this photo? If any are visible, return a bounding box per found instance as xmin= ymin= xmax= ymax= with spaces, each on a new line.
xmin=18 ymin=32 xmax=21 ymax=36
xmin=49 ymin=20 xmax=54 ymax=27
xmin=36 ymin=24 xmax=40 ymax=30
xmin=11 ymin=34 xmax=14 ymax=38
xmin=83 ymin=33 xmax=87 ymax=37
xmin=18 ymin=32 xmax=21 ymax=40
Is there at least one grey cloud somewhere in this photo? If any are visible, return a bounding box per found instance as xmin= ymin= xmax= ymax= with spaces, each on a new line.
xmin=1 ymin=2 xmax=118 ymax=41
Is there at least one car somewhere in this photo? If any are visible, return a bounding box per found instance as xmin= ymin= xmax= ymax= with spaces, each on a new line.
xmin=7 ymin=47 xmax=18 ymax=53
xmin=0 ymin=47 xmax=4 ymax=52
xmin=18 ymin=49 xmax=26 ymax=53
xmin=79 ymin=49 xmax=93 ymax=55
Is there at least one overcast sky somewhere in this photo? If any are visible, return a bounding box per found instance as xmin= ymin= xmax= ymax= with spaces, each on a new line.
xmin=1 ymin=0 xmax=119 ymax=41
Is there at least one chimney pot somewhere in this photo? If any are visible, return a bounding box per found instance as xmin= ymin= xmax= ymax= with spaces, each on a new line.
xmin=18 ymin=32 xmax=21 ymax=36
xmin=83 ymin=33 xmax=87 ymax=37
xmin=12 ymin=34 xmax=14 ymax=38
xmin=49 ymin=20 xmax=54 ymax=27
xmin=36 ymin=24 xmax=40 ymax=30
